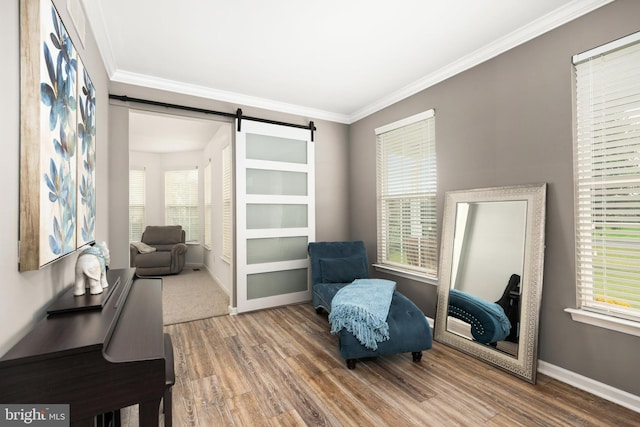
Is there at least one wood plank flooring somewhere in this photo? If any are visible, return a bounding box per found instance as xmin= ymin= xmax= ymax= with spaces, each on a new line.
xmin=121 ymin=303 xmax=639 ymax=426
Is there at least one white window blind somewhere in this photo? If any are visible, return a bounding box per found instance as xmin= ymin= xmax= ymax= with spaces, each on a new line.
xmin=129 ymin=169 xmax=145 ymax=242
xmin=165 ymin=169 xmax=199 ymax=242
xmin=573 ymin=31 xmax=640 ymax=321
xmin=204 ymin=160 xmax=212 ymax=248
xmin=222 ymin=145 xmax=232 ymax=259
xmin=376 ymin=110 xmax=437 ymax=277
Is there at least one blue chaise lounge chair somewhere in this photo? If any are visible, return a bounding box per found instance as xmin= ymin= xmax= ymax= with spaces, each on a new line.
xmin=308 ymin=241 xmax=432 ymax=369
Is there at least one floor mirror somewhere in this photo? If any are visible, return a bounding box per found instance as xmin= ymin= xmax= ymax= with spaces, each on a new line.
xmin=434 ymin=183 xmax=546 ymax=383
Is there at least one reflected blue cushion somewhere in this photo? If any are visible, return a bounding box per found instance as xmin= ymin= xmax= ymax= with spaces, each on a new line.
xmin=448 ymin=288 xmax=511 ymax=344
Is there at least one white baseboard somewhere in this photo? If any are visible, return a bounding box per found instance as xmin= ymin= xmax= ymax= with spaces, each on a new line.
xmin=229 ymin=306 xmax=238 ymax=315
xmin=427 ymin=315 xmax=638 ymax=413
xmin=537 ymin=360 xmax=640 ymax=414
xmin=185 ymin=263 xmax=204 ymax=269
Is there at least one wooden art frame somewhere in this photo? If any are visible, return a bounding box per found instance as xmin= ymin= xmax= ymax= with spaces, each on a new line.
xmin=19 ymin=0 xmax=95 ymax=271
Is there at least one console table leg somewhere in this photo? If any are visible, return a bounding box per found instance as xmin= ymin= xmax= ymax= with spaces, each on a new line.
xmin=71 ymin=418 xmax=93 ymax=427
xmin=138 ymin=398 xmax=161 ymax=427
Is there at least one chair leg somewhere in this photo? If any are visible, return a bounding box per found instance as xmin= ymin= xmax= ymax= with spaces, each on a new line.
xmin=346 ymin=359 xmax=356 ymax=369
xmin=412 ymin=351 xmax=422 ymax=362
xmin=163 ymin=387 xmax=172 ymax=427
xmin=163 ymin=333 xmax=175 ymax=427
xmin=315 ymin=307 xmax=324 ymax=314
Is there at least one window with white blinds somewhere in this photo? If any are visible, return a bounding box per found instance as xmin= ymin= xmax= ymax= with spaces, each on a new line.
xmin=375 ymin=110 xmax=437 ymax=278
xmin=573 ymin=31 xmax=640 ymax=321
xmin=204 ymin=160 xmax=212 ymax=248
xmin=129 ymin=169 xmax=145 ymax=242
xmin=165 ymin=169 xmax=199 ymax=242
xmin=222 ymin=145 xmax=232 ymax=259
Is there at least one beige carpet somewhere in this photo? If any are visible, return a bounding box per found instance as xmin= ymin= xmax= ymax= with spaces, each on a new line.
xmin=162 ymin=268 xmax=229 ymax=325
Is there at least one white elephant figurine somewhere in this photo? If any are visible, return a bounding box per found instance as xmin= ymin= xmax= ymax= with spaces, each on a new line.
xmin=74 ymin=242 xmax=111 ymax=296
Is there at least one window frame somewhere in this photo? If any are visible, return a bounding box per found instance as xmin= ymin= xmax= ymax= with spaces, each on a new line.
xmin=165 ymin=168 xmax=200 ymax=243
xmin=129 ymin=168 xmax=146 ymax=242
xmin=568 ymin=31 xmax=640 ymax=336
xmin=222 ymin=144 xmax=232 ymax=261
xmin=203 ymin=160 xmax=212 ymax=249
xmin=374 ymin=109 xmax=438 ymax=282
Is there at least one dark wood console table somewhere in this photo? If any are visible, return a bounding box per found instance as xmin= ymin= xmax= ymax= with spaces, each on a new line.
xmin=0 ymin=268 xmax=167 ymax=427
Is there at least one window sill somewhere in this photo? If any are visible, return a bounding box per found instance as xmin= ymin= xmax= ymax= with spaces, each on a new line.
xmin=372 ymin=264 xmax=438 ymax=286
xmin=564 ymin=308 xmax=640 ymax=337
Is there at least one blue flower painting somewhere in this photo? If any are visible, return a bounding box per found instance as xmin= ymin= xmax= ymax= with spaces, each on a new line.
xmin=39 ymin=1 xmax=77 ymax=263
xmin=19 ymin=0 xmax=97 ymax=271
xmin=77 ymin=56 xmax=96 ymax=246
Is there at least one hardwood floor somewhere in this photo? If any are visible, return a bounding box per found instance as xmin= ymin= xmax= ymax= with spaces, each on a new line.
xmin=122 ymin=303 xmax=638 ymax=426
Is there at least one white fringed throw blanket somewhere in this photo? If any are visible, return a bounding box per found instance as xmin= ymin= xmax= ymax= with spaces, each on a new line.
xmin=329 ymin=279 xmax=396 ymax=350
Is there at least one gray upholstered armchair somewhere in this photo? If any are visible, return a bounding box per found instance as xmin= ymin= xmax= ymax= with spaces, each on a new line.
xmin=130 ymin=225 xmax=188 ymax=276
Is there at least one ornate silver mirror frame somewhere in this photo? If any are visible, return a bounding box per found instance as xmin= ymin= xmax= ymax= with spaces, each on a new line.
xmin=434 ymin=183 xmax=546 ymax=383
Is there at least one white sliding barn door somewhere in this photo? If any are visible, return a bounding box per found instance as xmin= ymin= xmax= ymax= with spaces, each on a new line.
xmin=235 ymin=120 xmax=315 ymax=313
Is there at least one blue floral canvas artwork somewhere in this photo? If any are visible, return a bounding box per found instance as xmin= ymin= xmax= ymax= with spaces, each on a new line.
xmin=77 ymin=56 xmax=96 ymax=247
xmin=19 ymin=0 xmax=97 ymax=271
xmin=39 ymin=1 xmax=77 ymax=264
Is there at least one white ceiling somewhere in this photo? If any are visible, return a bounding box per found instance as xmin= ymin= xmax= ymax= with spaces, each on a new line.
xmin=82 ymin=0 xmax=611 ymax=130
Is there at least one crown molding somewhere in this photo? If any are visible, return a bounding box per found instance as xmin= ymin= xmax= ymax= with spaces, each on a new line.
xmin=348 ymin=0 xmax=615 ymax=123
xmin=80 ymin=0 xmax=116 ymax=76
xmin=85 ymin=0 xmax=613 ymax=125
xmin=110 ymin=70 xmax=352 ymax=124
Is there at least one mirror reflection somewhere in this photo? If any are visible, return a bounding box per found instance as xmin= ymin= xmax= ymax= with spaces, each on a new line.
xmin=434 ymin=184 xmax=546 ymax=383
xmin=447 ymin=201 xmax=527 ymax=357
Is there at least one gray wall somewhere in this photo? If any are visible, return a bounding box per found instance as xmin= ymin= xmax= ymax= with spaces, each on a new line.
xmin=0 ymin=0 xmax=110 ymax=355
xmin=348 ymin=0 xmax=640 ymax=396
xmin=108 ymin=104 xmax=129 ymax=268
